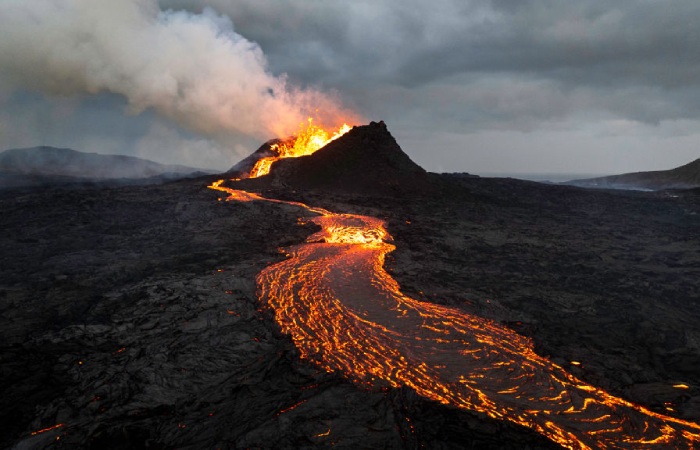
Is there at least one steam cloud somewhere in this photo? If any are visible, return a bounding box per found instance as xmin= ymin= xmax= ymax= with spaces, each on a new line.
xmin=0 ymin=0 xmax=354 ymax=142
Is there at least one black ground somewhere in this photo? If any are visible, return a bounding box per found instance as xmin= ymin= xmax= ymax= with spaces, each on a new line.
xmin=1 ymin=170 xmax=699 ymax=449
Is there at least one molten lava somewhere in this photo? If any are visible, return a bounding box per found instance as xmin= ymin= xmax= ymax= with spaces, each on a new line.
xmin=209 ymin=179 xmax=700 ymax=449
xmin=250 ymin=119 xmax=351 ymax=178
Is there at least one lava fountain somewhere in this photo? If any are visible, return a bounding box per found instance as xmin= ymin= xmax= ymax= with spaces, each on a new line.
xmin=249 ymin=119 xmax=351 ymax=178
xmin=209 ymin=124 xmax=700 ymax=449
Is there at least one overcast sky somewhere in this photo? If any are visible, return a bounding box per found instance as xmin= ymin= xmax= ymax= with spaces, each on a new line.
xmin=1 ymin=0 xmax=699 ymax=175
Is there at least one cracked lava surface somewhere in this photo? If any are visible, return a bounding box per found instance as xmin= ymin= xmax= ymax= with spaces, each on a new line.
xmin=210 ymin=180 xmax=700 ymax=449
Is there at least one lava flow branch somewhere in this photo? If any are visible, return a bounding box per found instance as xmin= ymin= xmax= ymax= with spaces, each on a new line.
xmin=209 ymin=123 xmax=700 ymax=449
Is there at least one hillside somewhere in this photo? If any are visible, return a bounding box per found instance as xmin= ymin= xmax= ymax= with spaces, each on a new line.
xmin=0 ymin=146 xmax=210 ymax=187
xmin=226 ymin=138 xmax=285 ymax=178
xmin=567 ymin=157 xmax=700 ymax=190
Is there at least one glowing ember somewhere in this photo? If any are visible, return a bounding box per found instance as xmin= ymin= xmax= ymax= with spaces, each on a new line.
xmin=278 ymin=399 xmax=308 ymax=415
xmin=208 ymin=180 xmax=700 ymax=449
xmin=250 ymin=119 xmax=351 ymax=178
xmin=314 ymin=428 xmax=331 ymax=437
xmin=30 ymin=423 xmax=65 ymax=436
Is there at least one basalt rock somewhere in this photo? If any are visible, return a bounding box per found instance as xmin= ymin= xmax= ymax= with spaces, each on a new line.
xmin=2 ymin=176 xmax=559 ymax=449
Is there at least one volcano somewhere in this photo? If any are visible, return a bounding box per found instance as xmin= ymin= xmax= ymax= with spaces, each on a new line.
xmin=211 ymin=122 xmax=700 ymax=448
xmin=267 ymin=121 xmax=426 ymax=193
xmin=235 ymin=121 xmax=429 ymax=196
xmin=3 ymin=122 xmax=700 ymax=449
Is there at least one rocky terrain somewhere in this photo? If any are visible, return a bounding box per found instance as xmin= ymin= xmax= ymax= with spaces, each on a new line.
xmin=568 ymin=157 xmax=700 ymax=190
xmin=296 ymin=178 xmax=700 ymax=417
xmin=2 ymin=125 xmax=699 ymax=448
xmin=2 ymin=177 xmax=562 ymax=450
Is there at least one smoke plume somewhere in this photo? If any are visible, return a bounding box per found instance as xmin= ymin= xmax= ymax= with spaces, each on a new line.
xmin=0 ymin=0 xmax=354 ymax=142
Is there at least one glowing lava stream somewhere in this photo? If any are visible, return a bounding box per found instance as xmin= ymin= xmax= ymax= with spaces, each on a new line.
xmin=210 ymin=180 xmax=700 ymax=449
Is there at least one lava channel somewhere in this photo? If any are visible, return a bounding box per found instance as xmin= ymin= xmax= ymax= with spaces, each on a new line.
xmin=210 ymin=180 xmax=700 ymax=449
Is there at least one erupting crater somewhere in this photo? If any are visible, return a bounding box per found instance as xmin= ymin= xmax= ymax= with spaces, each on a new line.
xmin=209 ymin=122 xmax=700 ymax=449
xmin=227 ymin=118 xmax=351 ymax=179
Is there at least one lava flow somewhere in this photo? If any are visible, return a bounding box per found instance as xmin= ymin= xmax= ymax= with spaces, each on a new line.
xmin=210 ymin=146 xmax=700 ymax=448
xmin=249 ymin=119 xmax=351 ymax=178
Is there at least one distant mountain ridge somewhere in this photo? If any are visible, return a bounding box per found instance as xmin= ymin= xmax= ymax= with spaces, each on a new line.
xmin=567 ymin=157 xmax=700 ymax=190
xmin=0 ymin=146 xmax=212 ymax=187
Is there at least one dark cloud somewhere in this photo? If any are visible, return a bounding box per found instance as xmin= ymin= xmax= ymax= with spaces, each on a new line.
xmin=1 ymin=0 xmax=699 ymax=173
xmin=160 ymin=0 xmax=700 ymax=133
xmin=182 ymin=1 xmax=700 ymax=87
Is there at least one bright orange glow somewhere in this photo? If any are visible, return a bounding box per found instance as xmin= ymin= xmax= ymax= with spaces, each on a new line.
xmin=314 ymin=428 xmax=331 ymax=437
xmin=673 ymin=384 xmax=690 ymax=390
xmin=252 ymin=119 xmax=351 ymax=178
xmin=30 ymin=424 xmax=65 ymax=436
xmin=278 ymin=399 xmax=308 ymax=415
xmin=208 ymin=180 xmax=700 ymax=449
xmin=250 ymin=157 xmax=276 ymax=178
xmin=273 ymin=119 xmax=351 ymax=158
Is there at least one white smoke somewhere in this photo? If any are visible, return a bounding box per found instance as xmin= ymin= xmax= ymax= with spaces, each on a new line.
xmin=0 ymin=0 xmax=353 ymax=142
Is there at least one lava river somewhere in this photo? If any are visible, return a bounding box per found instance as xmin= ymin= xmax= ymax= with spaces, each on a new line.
xmin=210 ymin=180 xmax=700 ymax=449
